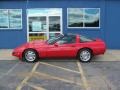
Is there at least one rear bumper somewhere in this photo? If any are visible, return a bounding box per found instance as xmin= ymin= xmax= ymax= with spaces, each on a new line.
xmin=93 ymin=47 xmax=106 ymax=55
xmin=93 ymin=41 xmax=106 ymax=55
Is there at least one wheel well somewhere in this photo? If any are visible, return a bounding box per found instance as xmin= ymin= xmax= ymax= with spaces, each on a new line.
xmin=76 ymin=48 xmax=93 ymax=57
xmin=22 ymin=48 xmax=39 ymax=58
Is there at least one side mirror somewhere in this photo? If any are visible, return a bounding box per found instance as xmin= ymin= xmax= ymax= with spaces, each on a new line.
xmin=54 ymin=43 xmax=58 ymax=47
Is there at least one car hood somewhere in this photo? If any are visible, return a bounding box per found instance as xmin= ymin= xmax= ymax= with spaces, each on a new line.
xmin=14 ymin=40 xmax=47 ymax=51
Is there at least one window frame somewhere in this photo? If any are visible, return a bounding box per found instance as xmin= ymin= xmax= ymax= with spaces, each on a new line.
xmin=0 ymin=9 xmax=22 ymax=30
xmin=67 ymin=8 xmax=100 ymax=29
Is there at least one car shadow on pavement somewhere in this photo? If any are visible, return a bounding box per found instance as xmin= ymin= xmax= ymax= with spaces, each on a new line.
xmin=39 ymin=58 xmax=78 ymax=62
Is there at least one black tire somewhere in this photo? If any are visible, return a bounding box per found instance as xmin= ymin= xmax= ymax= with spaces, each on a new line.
xmin=78 ymin=49 xmax=92 ymax=63
xmin=22 ymin=49 xmax=39 ymax=63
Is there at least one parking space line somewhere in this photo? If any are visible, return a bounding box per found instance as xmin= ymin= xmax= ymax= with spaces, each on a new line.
xmin=16 ymin=62 xmax=41 ymax=90
xmin=35 ymin=71 xmax=82 ymax=86
xmin=77 ymin=61 xmax=91 ymax=90
xmin=27 ymin=82 xmax=45 ymax=90
xmin=40 ymin=62 xmax=81 ymax=74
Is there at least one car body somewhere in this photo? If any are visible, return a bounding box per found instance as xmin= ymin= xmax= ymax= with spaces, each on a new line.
xmin=12 ymin=34 xmax=106 ymax=62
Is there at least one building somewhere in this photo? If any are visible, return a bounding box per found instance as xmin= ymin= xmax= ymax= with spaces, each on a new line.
xmin=0 ymin=0 xmax=120 ymax=49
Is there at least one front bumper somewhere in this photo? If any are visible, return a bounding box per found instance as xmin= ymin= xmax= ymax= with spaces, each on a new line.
xmin=12 ymin=51 xmax=22 ymax=59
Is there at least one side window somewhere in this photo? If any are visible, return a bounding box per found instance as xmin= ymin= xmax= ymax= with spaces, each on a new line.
xmin=80 ymin=35 xmax=93 ymax=42
xmin=57 ymin=35 xmax=76 ymax=44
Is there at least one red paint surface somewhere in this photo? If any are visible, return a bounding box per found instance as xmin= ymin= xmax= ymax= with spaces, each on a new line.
xmin=12 ymin=35 xmax=106 ymax=60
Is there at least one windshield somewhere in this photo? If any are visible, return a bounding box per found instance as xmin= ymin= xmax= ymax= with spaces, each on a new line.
xmin=46 ymin=34 xmax=63 ymax=44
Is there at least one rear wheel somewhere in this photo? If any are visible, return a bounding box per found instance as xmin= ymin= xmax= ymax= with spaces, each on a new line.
xmin=22 ymin=49 xmax=38 ymax=63
xmin=78 ymin=49 xmax=92 ymax=62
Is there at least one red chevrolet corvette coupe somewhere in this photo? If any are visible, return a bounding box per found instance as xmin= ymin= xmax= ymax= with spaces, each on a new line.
xmin=12 ymin=34 xmax=106 ymax=63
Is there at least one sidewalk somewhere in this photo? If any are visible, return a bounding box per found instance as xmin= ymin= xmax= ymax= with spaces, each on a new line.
xmin=0 ymin=49 xmax=120 ymax=61
xmin=0 ymin=49 xmax=17 ymax=60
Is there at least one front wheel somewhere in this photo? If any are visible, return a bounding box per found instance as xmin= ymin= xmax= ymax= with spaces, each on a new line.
xmin=78 ymin=49 xmax=92 ymax=62
xmin=22 ymin=49 xmax=38 ymax=63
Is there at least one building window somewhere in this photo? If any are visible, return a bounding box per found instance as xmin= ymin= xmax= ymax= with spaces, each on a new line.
xmin=49 ymin=16 xmax=60 ymax=32
xmin=29 ymin=16 xmax=47 ymax=32
xmin=67 ymin=8 xmax=100 ymax=28
xmin=0 ymin=9 xmax=22 ymax=29
xmin=27 ymin=8 xmax=62 ymax=42
xmin=0 ymin=10 xmax=9 ymax=28
xmin=9 ymin=9 xmax=22 ymax=29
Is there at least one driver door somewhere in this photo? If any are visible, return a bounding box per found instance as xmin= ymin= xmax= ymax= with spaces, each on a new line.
xmin=45 ymin=35 xmax=77 ymax=57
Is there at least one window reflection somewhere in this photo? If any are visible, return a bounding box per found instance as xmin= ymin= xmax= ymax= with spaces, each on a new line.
xmin=68 ymin=8 xmax=100 ymax=28
xmin=0 ymin=9 xmax=22 ymax=29
xmin=84 ymin=8 xmax=100 ymax=27
xmin=9 ymin=9 xmax=22 ymax=28
xmin=29 ymin=17 xmax=46 ymax=32
xmin=28 ymin=8 xmax=62 ymax=41
xmin=49 ymin=33 xmax=60 ymax=39
xmin=0 ymin=10 xmax=9 ymax=28
xmin=68 ymin=8 xmax=83 ymax=27
xmin=49 ymin=16 xmax=60 ymax=32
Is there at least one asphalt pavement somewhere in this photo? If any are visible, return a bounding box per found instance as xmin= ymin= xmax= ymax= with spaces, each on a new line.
xmin=0 ymin=59 xmax=120 ymax=90
xmin=0 ymin=49 xmax=120 ymax=90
